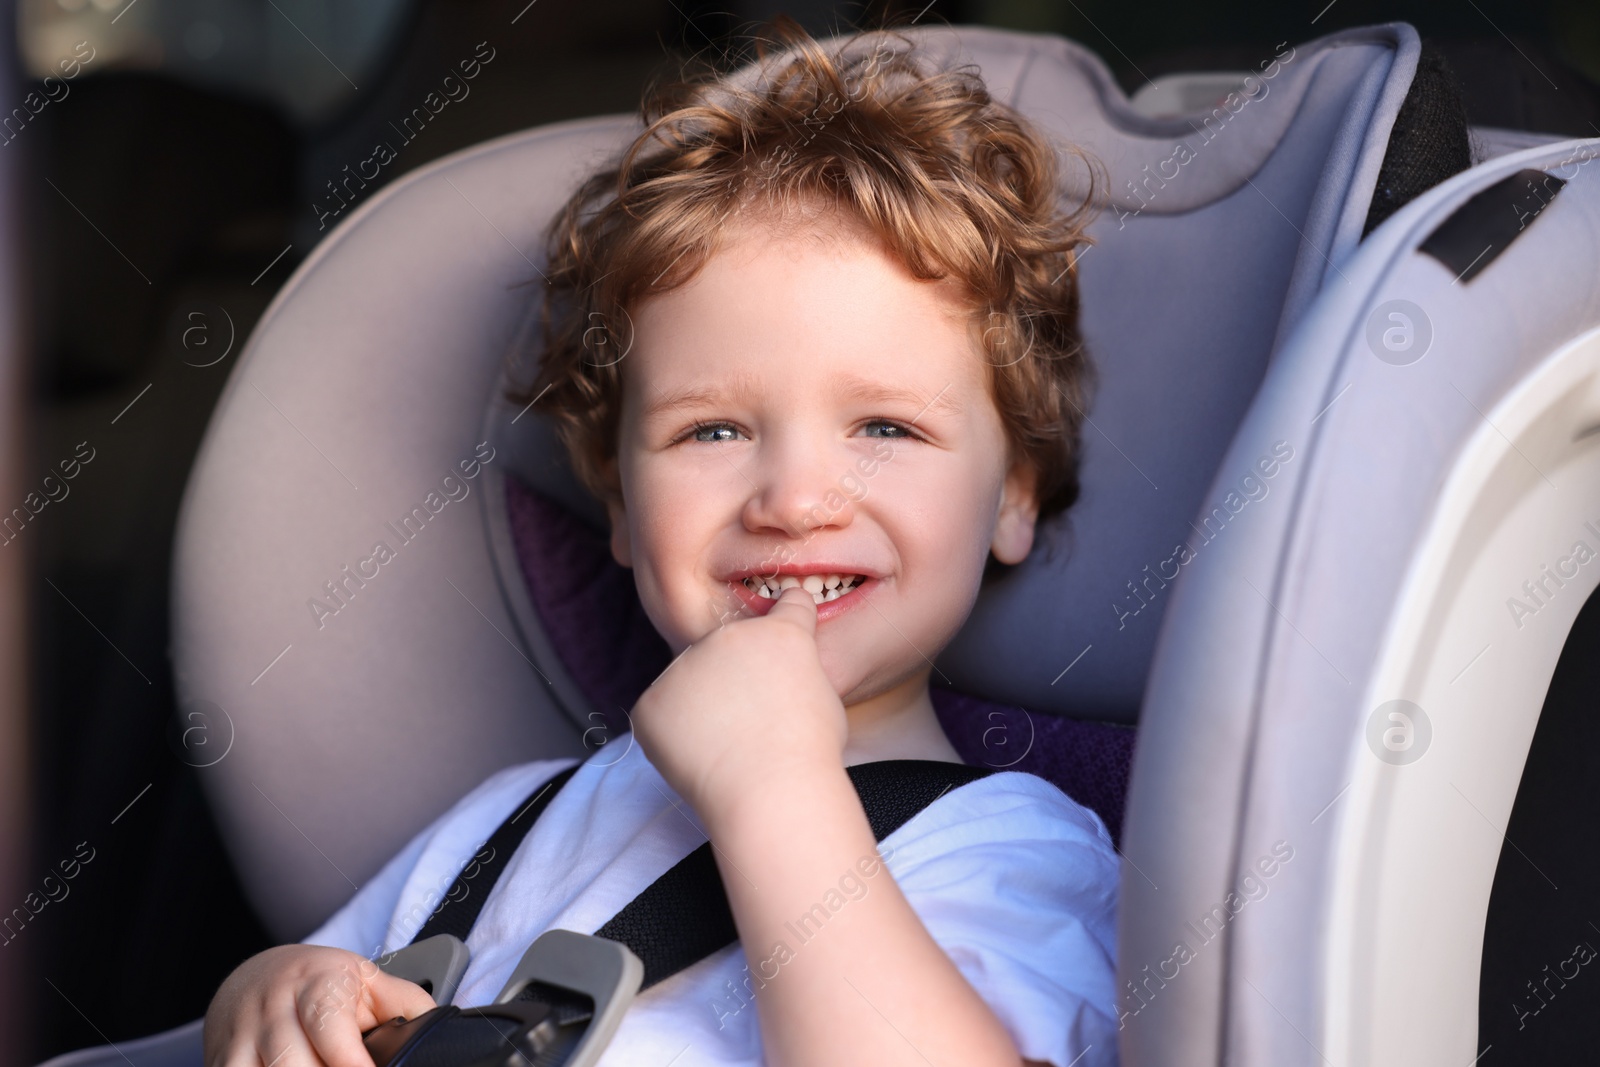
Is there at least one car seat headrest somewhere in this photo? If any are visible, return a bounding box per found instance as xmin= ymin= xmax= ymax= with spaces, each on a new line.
xmin=488 ymin=21 xmax=1426 ymax=724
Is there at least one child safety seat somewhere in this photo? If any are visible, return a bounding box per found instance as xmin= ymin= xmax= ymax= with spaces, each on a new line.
xmin=46 ymin=19 xmax=1585 ymax=1067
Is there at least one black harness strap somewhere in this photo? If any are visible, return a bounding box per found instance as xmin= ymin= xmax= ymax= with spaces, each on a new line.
xmin=598 ymin=759 xmax=993 ymax=989
xmin=409 ymin=758 xmax=993 ymax=990
xmin=413 ymin=762 xmax=583 ymax=944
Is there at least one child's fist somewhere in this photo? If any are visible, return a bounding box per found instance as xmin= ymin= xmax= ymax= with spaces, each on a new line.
xmin=632 ymin=586 xmax=847 ymax=820
xmin=203 ymin=944 xmax=437 ymax=1067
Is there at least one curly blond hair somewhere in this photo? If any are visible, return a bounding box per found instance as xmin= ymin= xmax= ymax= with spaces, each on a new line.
xmin=508 ymin=14 xmax=1099 ymax=549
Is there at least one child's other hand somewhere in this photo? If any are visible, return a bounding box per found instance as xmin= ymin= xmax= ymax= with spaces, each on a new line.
xmin=632 ymin=586 xmax=845 ymax=819
xmin=203 ymin=944 xmax=437 ymax=1067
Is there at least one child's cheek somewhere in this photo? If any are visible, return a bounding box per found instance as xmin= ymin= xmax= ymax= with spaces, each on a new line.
xmin=639 ymin=533 xmax=720 ymax=653
xmin=629 ymin=545 xmax=691 ymax=651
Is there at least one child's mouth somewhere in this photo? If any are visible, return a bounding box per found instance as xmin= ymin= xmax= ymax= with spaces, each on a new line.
xmin=743 ymin=572 xmax=864 ymax=602
xmin=736 ymin=566 xmax=876 ymax=617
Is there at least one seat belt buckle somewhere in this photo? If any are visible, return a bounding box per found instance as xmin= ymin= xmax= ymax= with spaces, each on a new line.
xmin=363 ymin=929 xmax=643 ymax=1067
xmin=491 ymin=928 xmax=645 ymax=1067
xmin=375 ymin=933 xmax=472 ymax=1006
xmin=362 ymin=1001 xmax=562 ymax=1067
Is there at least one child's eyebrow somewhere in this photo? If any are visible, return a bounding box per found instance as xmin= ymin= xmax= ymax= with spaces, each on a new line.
xmin=642 ymin=372 xmax=961 ymax=422
xmin=837 ymin=376 xmax=961 ymax=422
xmin=641 ymin=378 xmax=755 ymax=421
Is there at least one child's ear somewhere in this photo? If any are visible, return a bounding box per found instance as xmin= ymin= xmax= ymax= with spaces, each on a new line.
xmin=606 ymin=494 xmax=632 ymax=569
xmin=991 ymin=460 xmax=1040 ymax=566
xmin=600 ymin=459 xmax=632 ymax=569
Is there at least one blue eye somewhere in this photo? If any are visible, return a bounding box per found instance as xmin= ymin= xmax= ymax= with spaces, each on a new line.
xmin=862 ymin=420 xmax=914 ymax=439
xmin=690 ymin=422 xmax=742 ymax=443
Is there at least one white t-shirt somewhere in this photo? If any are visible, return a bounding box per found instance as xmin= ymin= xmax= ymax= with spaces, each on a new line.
xmin=304 ymin=734 xmax=1121 ymax=1066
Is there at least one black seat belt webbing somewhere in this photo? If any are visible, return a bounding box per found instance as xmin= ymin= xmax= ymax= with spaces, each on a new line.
xmin=413 ymin=762 xmax=583 ymax=944
xmin=598 ymin=759 xmax=992 ymax=989
xmin=409 ymin=757 xmax=993 ymax=990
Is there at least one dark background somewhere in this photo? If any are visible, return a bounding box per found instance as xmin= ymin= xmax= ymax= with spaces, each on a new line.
xmin=20 ymin=0 xmax=1600 ymax=1062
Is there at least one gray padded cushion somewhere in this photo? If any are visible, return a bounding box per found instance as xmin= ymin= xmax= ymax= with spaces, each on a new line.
xmin=921 ymin=25 xmax=1419 ymax=723
xmin=172 ymin=23 xmax=1417 ymax=938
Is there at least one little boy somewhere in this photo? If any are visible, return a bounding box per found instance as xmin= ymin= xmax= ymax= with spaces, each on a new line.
xmin=205 ymin=17 xmax=1118 ymax=1067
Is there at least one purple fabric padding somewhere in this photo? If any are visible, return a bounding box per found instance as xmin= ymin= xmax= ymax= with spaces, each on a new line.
xmin=504 ymin=474 xmax=1135 ymax=845
xmin=504 ymin=473 xmax=673 ymax=738
xmin=929 ymin=687 xmax=1134 ymax=847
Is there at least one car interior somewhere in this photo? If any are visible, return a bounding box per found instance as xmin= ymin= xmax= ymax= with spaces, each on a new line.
xmin=11 ymin=1 xmax=1600 ymax=1065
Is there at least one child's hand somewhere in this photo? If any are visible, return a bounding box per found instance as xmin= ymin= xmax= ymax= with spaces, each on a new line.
xmin=631 ymin=586 xmax=845 ymax=819
xmin=203 ymin=944 xmax=437 ymax=1067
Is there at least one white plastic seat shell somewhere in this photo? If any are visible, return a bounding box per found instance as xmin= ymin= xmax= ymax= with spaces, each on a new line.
xmin=1118 ymin=135 xmax=1600 ymax=1066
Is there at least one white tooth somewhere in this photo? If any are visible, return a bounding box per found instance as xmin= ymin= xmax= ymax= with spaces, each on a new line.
xmin=758 ymin=584 xmax=774 ymax=599
xmin=802 ymin=574 xmax=824 ymax=594
xmin=779 ymin=575 xmax=800 ymax=590
xmin=824 ymin=574 xmax=840 ymax=589
xmin=810 ymin=590 xmax=825 ymax=603
xmin=823 ymin=588 xmax=839 ymax=601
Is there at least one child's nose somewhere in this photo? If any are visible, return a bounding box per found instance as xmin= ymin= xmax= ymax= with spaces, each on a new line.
xmin=740 ymin=441 xmax=856 ymax=540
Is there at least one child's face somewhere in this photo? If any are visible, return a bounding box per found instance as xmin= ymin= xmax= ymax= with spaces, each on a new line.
xmin=604 ymin=212 xmax=1039 ymax=706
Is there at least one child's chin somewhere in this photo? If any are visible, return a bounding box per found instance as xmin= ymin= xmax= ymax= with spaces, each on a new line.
xmin=819 ymin=655 xmax=889 ymax=704
xmin=812 ymin=655 xmax=854 ymax=695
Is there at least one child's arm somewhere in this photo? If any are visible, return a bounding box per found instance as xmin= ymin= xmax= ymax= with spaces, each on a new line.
xmin=633 ymin=588 xmax=1032 ymax=1067
xmin=204 ymin=944 xmax=436 ymax=1067
xmin=705 ymin=755 xmax=1039 ymax=1067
